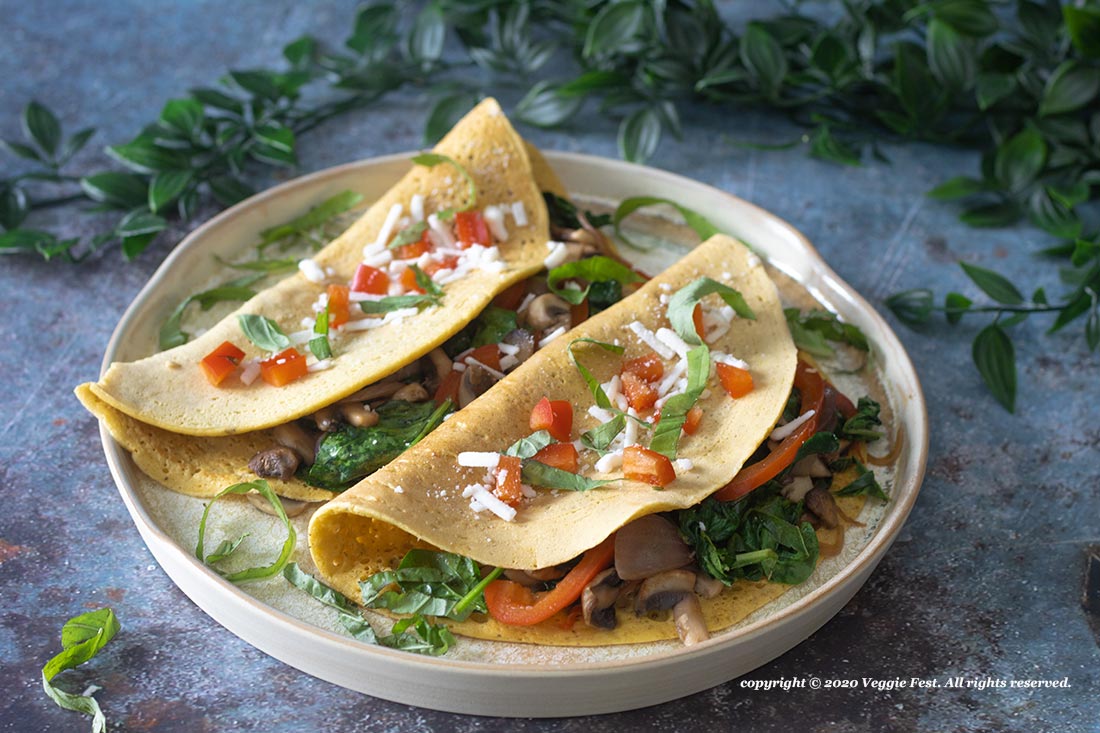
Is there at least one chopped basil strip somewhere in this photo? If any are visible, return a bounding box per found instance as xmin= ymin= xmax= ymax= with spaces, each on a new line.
xmin=309 ymin=306 xmax=332 ymax=360
xmin=546 ymin=255 xmax=642 ymax=305
xmin=41 ymin=607 xmax=119 ymax=733
xmin=581 ymin=413 xmax=626 ymax=455
xmin=411 ymin=152 xmax=477 ymax=220
xmin=258 ymin=189 xmax=364 ymax=245
xmin=784 ymin=308 xmax=869 ymax=357
xmin=360 ymin=549 xmax=491 ymax=622
xmin=544 ymin=192 xmax=611 ymax=230
xmin=158 ymin=273 xmax=264 ymax=350
xmin=667 ymin=277 xmax=755 ymax=346
xmin=387 ymin=220 xmax=428 ymax=250
xmin=522 ymin=460 xmax=613 ymax=492
xmin=567 ymin=338 xmax=625 ymax=410
xmin=612 ymin=196 xmax=720 ymax=250
xmin=238 ymin=313 xmax=291 ymax=352
xmin=203 ymin=534 xmax=249 ymax=564
xmin=836 ymin=460 xmax=888 ymax=501
xmin=648 ymin=345 xmax=710 ymax=459
xmin=195 ymin=480 xmax=295 ymax=583
xmin=214 ymin=254 xmax=298 ymax=273
xmin=504 ymin=429 xmax=554 ymax=459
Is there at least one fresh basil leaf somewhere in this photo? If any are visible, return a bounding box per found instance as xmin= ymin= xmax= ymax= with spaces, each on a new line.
xmin=839 ymin=397 xmax=884 ymax=442
xmin=505 ymin=430 xmax=554 ymax=459
xmin=159 ymin=275 xmax=263 ymax=351
xmin=648 ymin=345 xmax=709 ymax=459
xmin=612 ymin=196 xmax=720 ymax=250
xmin=412 ymin=264 xmax=443 ymax=297
xmin=195 ymin=480 xmax=296 ymax=583
xmin=214 ymin=255 xmax=297 ymax=273
xmin=546 ymin=255 xmax=643 ymax=305
xmin=360 ymin=293 xmax=438 ymax=314
xmin=204 ymin=534 xmax=249 ymax=564
xmin=238 ymin=313 xmax=291 ymax=352
xmin=885 ymin=288 xmax=934 ymax=326
xmin=411 ymin=152 xmax=476 ymax=219
xmin=387 ymin=221 xmax=428 ymax=249
xmin=567 ymin=338 xmax=625 ymax=409
xmin=835 ymin=461 xmax=888 ymax=501
xmin=972 ymin=323 xmax=1016 ymax=412
xmin=668 ymin=277 xmax=755 ymax=345
xmin=310 ymin=307 xmax=333 ymax=360
xmin=259 ymin=190 xmax=363 ymax=244
xmin=522 ymin=460 xmax=613 ymax=492
xmin=581 ymin=413 xmax=626 ymax=455
xmin=783 ymin=309 xmax=869 ymax=357
xmin=283 ymin=563 xmax=382 ymax=644
xmin=959 ymin=262 xmax=1024 ymax=305
xmin=41 ymin=607 xmax=119 ymax=733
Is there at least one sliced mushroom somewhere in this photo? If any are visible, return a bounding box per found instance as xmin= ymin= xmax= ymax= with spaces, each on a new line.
xmin=615 ymin=514 xmax=694 ymax=581
xmin=804 ymin=487 xmax=840 ymax=529
xmin=246 ymin=491 xmax=312 ymax=518
xmin=426 ymin=347 xmax=453 ymax=382
xmin=339 ymin=380 xmax=404 ymax=403
xmin=525 ymin=565 xmax=567 ymax=581
xmin=694 ymin=572 xmax=725 ymax=600
xmin=248 ymin=447 xmax=300 ymax=481
xmin=501 ymin=328 xmax=535 ymax=366
xmin=272 ymin=422 xmax=316 ymax=465
xmin=340 ymin=403 xmax=378 ymax=428
xmin=672 ymin=594 xmax=710 ymax=646
xmin=782 ymin=475 xmax=815 ymax=503
xmin=392 ymin=382 xmax=429 ymax=402
xmin=791 ymin=454 xmax=832 ymax=478
xmin=457 ymin=363 xmax=499 ymax=408
xmin=581 ymin=568 xmax=622 ymax=630
xmin=525 ymin=293 xmax=571 ymax=331
xmin=635 ymin=569 xmax=697 ymax=615
xmin=312 ymin=404 xmax=340 ymax=431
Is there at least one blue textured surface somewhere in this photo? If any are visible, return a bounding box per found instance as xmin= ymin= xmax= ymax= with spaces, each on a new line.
xmin=2 ymin=2 xmax=1098 ymax=731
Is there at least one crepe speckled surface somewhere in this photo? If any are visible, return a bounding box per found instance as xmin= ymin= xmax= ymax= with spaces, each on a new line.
xmin=81 ymin=98 xmax=550 ymax=437
xmin=308 ymin=235 xmax=799 ymax=607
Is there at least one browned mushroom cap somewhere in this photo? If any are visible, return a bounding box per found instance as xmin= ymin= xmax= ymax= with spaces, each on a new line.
xmin=392 ymin=382 xmax=429 ymax=402
xmin=525 ymin=293 xmax=571 ymax=331
xmin=272 ymin=421 xmax=316 ymax=465
xmin=615 ymin=514 xmax=694 ymax=581
xmin=804 ymin=487 xmax=840 ymax=529
xmin=581 ymin=568 xmax=622 ymax=630
xmin=673 ymin=594 xmax=710 ymax=646
xmin=312 ymin=404 xmax=340 ymax=431
xmin=693 ymin=572 xmax=725 ymax=600
xmin=634 ymin=569 xmax=697 ymax=615
xmin=458 ymin=363 xmax=499 ymax=408
xmin=501 ymin=328 xmax=535 ymax=366
xmin=248 ymin=446 xmax=300 ymax=481
xmin=339 ymin=403 xmax=379 ymax=428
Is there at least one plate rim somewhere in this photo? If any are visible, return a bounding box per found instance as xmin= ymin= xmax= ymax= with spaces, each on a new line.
xmin=96 ymin=150 xmax=928 ymax=697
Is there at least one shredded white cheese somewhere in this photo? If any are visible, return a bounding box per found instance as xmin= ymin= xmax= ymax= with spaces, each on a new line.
xmin=428 ymin=213 xmax=456 ymax=249
xmin=307 ymin=358 xmax=333 ymax=373
xmin=595 ymin=451 xmax=623 ymax=473
xmin=543 ymin=241 xmax=570 ymax=269
xmin=374 ymin=203 xmax=403 ymax=250
xmin=239 ymin=359 xmax=260 ymax=386
xmin=656 ymin=327 xmax=691 ymax=359
xmin=511 ymin=201 xmax=528 ymax=226
xmin=298 ymin=258 xmax=326 ymax=283
xmin=410 ymin=194 xmax=425 ymax=223
xmin=457 ymin=452 xmax=501 ymax=468
xmin=627 ymin=321 xmax=675 ymax=359
xmin=463 ymin=484 xmax=517 ymax=522
xmin=483 ymin=205 xmax=508 ymax=242
xmin=770 ymin=410 xmax=816 ymax=441
xmin=538 ymin=325 xmax=567 ymax=348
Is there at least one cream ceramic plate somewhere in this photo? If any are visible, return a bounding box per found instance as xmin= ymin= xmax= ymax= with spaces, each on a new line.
xmin=97 ymin=152 xmax=927 ymax=716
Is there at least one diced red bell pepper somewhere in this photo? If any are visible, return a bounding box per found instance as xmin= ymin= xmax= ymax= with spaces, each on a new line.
xmin=622 ymin=352 xmax=664 ymax=383
xmin=259 ymin=347 xmax=308 ymax=387
xmin=693 ymin=303 xmax=706 ymax=342
xmin=621 ymin=370 xmax=659 ymax=412
xmin=326 ymin=284 xmax=351 ymax=328
xmin=532 ymin=442 xmax=579 ymax=473
xmin=716 ymin=362 xmax=754 ymax=398
xmin=400 ymin=266 xmax=424 ymax=293
xmin=351 ymin=263 xmax=389 ymax=294
xmin=529 ymin=397 xmax=573 ymax=442
xmin=422 ymin=254 xmax=460 ymax=278
xmin=623 ymin=445 xmax=676 ymax=487
xmin=683 ymin=405 xmax=703 ymax=435
xmin=454 ymin=210 xmax=490 ymax=249
xmin=462 ymin=343 xmax=501 ymax=373
xmin=493 ymin=455 xmax=524 ymax=507
xmin=493 ymin=280 xmax=527 ymax=310
xmin=434 ymin=369 xmax=461 ymax=406
xmin=392 ymin=227 xmax=432 ymax=260
xmin=200 ymin=340 xmax=245 ymax=386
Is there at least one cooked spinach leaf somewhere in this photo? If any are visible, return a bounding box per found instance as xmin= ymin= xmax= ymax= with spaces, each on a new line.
xmin=360 ymin=549 xmax=500 ymax=622
xmin=546 ymin=255 xmax=642 ymax=305
xmin=839 ymin=397 xmax=884 ymax=442
xmin=41 ymin=607 xmax=119 ymax=733
xmin=543 ymin=192 xmax=611 ymax=229
xmin=587 ymin=279 xmax=623 ymax=311
xmin=306 ymin=399 xmax=451 ymax=490
xmin=472 ymin=306 xmax=518 ymax=347
xmin=836 ymin=460 xmax=888 ymax=501
xmin=784 ymin=308 xmax=870 ymax=358
xmin=677 ymin=483 xmax=819 ymax=585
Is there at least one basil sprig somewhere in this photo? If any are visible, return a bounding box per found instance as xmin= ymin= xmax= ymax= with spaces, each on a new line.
xmin=387 ymin=220 xmax=428 ymax=250
xmin=546 ymin=255 xmax=642 ymax=305
xmin=667 ymin=277 xmax=756 ymax=346
xmin=237 ymin=313 xmax=290 ymax=352
xmin=159 ymin=273 xmax=264 ymax=350
xmin=195 ymin=480 xmax=296 ymax=583
xmin=411 ymin=152 xmax=477 ymax=220
xmin=41 ymin=608 xmax=119 ymax=733
xmin=503 ymin=429 xmax=614 ymax=491
xmin=612 ymin=196 xmax=720 ymax=250
xmin=360 ymin=265 xmax=443 ymax=314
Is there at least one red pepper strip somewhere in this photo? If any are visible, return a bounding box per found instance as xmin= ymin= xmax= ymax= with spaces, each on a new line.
xmin=483 ymin=536 xmax=615 ymax=626
xmin=713 ymin=361 xmax=825 ymax=502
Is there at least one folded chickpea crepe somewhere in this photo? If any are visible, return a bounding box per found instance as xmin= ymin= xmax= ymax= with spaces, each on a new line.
xmin=308 ymin=234 xmax=873 ymax=646
xmin=77 ymin=99 xmax=586 ymax=502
